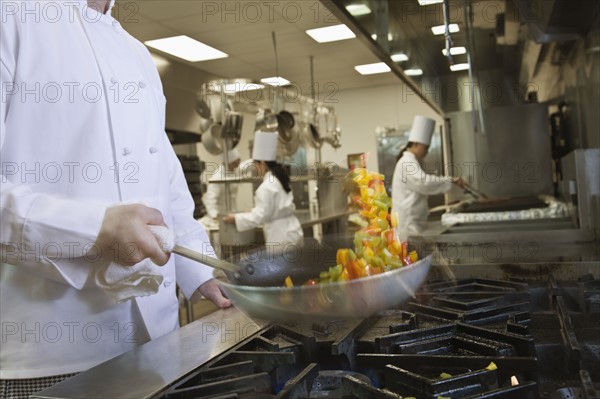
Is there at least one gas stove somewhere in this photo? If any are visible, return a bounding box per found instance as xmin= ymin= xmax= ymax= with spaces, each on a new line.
xmin=155 ymin=273 xmax=600 ymax=399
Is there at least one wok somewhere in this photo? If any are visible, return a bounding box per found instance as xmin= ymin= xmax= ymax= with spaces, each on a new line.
xmin=217 ymin=237 xmax=431 ymax=323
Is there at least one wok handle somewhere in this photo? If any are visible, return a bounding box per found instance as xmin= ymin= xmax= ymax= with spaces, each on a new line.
xmin=149 ymin=225 xmax=242 ymax=274
xmin=171 ymin=245 xmax=242 ymax=274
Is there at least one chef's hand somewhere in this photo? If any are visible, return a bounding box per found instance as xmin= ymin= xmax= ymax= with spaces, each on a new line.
xmin=223 ymin=214 xmax=236 ymax=224
xmin=95 ymin=204 xmax=170 ymax=266
xmin=197 ymin=279 xmax=232 ymax=308
xmin=452 ymin=177 xmax=466 ymax=189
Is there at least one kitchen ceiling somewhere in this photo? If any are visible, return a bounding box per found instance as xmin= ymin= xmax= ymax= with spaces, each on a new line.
xmin=113 ymin=0 xmax=402 ymax=94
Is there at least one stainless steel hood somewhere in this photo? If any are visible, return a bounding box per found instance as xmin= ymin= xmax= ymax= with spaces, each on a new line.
xmin=322 ymin=0 xmax=600 ymax=113
xmin=514 ymin=0 xmax=600 ymax=43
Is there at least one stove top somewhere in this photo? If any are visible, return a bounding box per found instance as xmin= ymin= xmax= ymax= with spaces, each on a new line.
xmin=156 ymin=275 xmax=600 ymax=399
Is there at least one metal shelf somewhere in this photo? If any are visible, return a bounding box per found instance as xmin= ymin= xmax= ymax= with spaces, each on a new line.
xmin=166 ymin=128 xmax=202 ymax=145
xmin=209 ymin=173 xmax=347 ymax=184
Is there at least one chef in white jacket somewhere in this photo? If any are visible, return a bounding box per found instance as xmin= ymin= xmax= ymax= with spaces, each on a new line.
xmin=223 ymin=132 xmax=304 ymax=249
xmin=0 ymin=0 xmax=229 ymax=395
xmin=202 ymin=149 xmax=241 ymax=219
xmin=392 ymin=116 xmax=464 ymax=238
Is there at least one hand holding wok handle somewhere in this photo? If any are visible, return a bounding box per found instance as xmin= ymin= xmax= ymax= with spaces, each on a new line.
xmin=148 ymin=226 xmax=253 ymax=277
xmin=95 ymin=204 xmax=170 ymax=266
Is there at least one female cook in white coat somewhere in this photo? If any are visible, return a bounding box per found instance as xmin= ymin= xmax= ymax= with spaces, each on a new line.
xmin=392 ymin=116 xmax=465 ymax=237
xmin=223 ymin=132 xmax=304 ymax=247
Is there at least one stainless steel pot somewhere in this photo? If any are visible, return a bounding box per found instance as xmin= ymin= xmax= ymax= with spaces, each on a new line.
xmin=275 ymin=110 xmax=295 ymax=142
xmin=255 ymin=110 xmax=296 ymax=143
xmin=304 ymin=123 xmax=322 ymax=149
xmin=222 ymin=112 xmax=243 ymax=141
xmin=195 ymin=94 xmax=211 ymax=119
xmin=201 ymin=123 xmax=224 ymax=155
xmin=218 ymin=237 xmax=432 ymax=323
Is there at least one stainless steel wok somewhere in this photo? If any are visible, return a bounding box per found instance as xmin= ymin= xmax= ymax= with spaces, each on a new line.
xmin=217 ymin=237 xmax=432 ymax=323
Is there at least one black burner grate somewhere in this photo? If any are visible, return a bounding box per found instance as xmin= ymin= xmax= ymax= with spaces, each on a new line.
xmin=157 ymin=276 xmax=600 ymax=399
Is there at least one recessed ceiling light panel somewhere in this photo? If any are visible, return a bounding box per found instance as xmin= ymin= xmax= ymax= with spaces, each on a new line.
xmin=260 ymin=77 xmax=291 ymax=86
xmin=346 ymin=4 xmax=371 ymax=16
xmin=450 ymin=63 xmax=470 ymax=71
xmin=354 ymin=62 xmax=391 ymax=75
xmin=404 ymin=68 xmax=424 ymax=76
xmin=306 ymin=24 xmax=356 ymax=43
xmin=442 ymin=46 xmax=467 ymax=56
xmin=431 ymin=24 xmax=460 ymax=35
xmin=144 ymin=35 xmax=228 ymax=62
xmin=391 ymin=53 xmax=409 ymax=62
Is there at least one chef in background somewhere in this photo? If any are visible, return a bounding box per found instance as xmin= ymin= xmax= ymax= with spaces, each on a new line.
xmin=202 ymin=149 xmax=241 ymax=220
xmin=392 ymin=116 xmax=465 ymax=238
xmin=223 ymin=132 xmax=304 ymax=249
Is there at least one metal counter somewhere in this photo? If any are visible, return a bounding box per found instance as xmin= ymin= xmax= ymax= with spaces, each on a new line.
xmin=418 ymin=219 xmax=598 ymax=263
xmin=33 ymin=308 xmax=265 ymax=399
xmin=203 ymin=210 xmax=350 ymax=242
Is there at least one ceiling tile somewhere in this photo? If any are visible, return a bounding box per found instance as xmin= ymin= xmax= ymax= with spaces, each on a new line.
xmin=119 ymin=0 xmax=404 ymax=94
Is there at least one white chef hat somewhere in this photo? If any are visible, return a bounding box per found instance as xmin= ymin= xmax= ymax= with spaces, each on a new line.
xmin=252 ymin=131 xmax=278 ymax=161
xmin=408 ymin=116 xmax=436 ymax=146
xmin=221 ymin=148 xmax=240 ymax=162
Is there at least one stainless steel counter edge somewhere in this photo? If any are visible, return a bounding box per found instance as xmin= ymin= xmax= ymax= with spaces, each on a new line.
xmin=33 ymin=307 xmax=266 ymax=399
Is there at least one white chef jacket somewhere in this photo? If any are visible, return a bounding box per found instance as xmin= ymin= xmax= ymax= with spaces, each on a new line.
xmin=202 ymin=164 xmax=239 ymax=219
xmin=0 ymin=1 xmax=214 ymax=379
xmin=234 ymin=172 xmax=303 ymax=246
xmin=391 ymin=152 xmax=453 ymax=237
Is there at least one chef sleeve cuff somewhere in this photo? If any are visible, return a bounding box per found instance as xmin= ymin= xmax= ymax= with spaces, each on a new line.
xmin=173 ymin=230 xmax=217 ymax=299
xmin=22 ymin=193 xmax=108 ymax=258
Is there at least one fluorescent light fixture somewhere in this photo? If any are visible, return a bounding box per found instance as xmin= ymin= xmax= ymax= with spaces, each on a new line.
xmin=354 ymin=62 xmax=391 ymax=75
xmin=306 ymin=24 xmax=356 ymax=43
xmin=260 ymin=77 xmax=290 ymax=86
xmin=145 ymin=35 xmax=228 ymax=62
xmin=431 ymin=24 xmax=460 ymax=35
xmin=418 ymin=0 xmax=444 ymax=5
xmin=442 ymin=46 xmax=467 ymax=56
xmin=371 ymin=33 xmax=394 ymax=41
xmin=404 ymin=68 xmax=424 ymax=76
xmin=450 ymin=63 xmax=470 ymax=71
xmin=150 ymin=53 xmax=170 ymax=68
xmin=224 ymin=83 xmax=264 ymax=93
xmin=345 ymin=3 xmax=371 ymax=16
xmin=391 ymin=53 xmax=409 ymax=62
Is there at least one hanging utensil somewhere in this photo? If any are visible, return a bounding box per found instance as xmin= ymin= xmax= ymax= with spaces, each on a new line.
xmin=201 ymin=123 xmax=224 ymax=155
xmin=199 ymin=117 xmax=212 ymax=134
xmin=255 ymin=110 xmax=296 ymax=143
xmin=195 ymin=93 xmax=211 ymax=119
xmin=463 ymin=182 xmax=488 ymax=199
xmin=222 ymin=112 xmax=243 ymax=142
xmin=275 ymin=110 xmax=295 ymax=142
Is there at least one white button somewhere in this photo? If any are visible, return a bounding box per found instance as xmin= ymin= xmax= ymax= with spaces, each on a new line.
xmin=163 ymin=279 xmax=172 ymax=288
xmin=149 ymin=147 xmax=158 ymax=154
xmin=112 ymin=20 xmax=119 ymax=27
xmin=138 ymin=81 xmax=146 ymax=89
xmin=110 ymin=77 xmax=118 ymax=84
xmin=122 ymin=148 xmax=131 ymax=156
